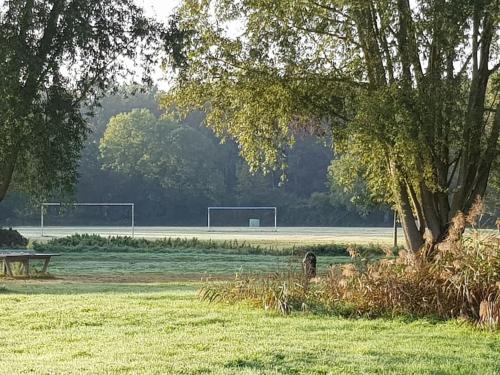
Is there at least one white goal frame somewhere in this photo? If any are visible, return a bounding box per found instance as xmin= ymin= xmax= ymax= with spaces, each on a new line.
xmin=41 ymin=203 xmax=135 ymax=237
xmin=207 ymin=206 xmax=277 ymax=231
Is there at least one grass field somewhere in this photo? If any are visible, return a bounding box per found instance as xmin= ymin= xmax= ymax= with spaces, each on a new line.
xmin=0 ymin=281 xmax=498 ymax=375
xmin=1 ymin=239 xmax=498 ymax=374
xmin=30 ymin=249 xmax=352 ymax=280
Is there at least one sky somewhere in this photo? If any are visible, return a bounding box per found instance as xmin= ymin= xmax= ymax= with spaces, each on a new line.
xmin=131 ymin=1 xmax=182 ymax=89
xmin=135 ymin=0 xmax=182 ymax=21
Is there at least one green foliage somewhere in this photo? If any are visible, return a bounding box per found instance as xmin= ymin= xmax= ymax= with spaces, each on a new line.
xmin=164 ymin=0 xmax=500 ymax=249
xmin=0 ymin=228 xmax=28 ymax=248
xmin=1 ymin=100 xmax=393 ymax=226
xmin=32 ymin=233 xmax=388 ymax=257
xmin=100 ymin=109 xmax=225 ymax=199
xmin=79 ymin=86 xmax=162 ymax=175
xmin=34 ymin=234 xmax=266 ymax=253
xmin=0 ymin=0 xmax=162 ymax=203
xmin=2 ymin=85 xmax=394 ymax=227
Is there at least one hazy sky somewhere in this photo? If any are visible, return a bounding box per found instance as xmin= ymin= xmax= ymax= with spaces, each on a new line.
xmin=130 ymin=1 xmax=182 ymax=89
xmin=136 ymin=0 xmax=182 ymax=21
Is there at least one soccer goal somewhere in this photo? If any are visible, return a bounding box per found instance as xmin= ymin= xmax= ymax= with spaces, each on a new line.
xmin=40 ymin=203 xmax=135 ymax=237
xmin=207 ymin=206 xmax=277 ymax=231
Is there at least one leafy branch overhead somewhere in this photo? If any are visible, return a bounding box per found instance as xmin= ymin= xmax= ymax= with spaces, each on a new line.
xmin=164 ymin=0 xmax=500 ymax=251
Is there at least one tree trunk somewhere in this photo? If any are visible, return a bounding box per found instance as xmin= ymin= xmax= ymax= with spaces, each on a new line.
xmin=0 ymin=150 xmax=19 ymax=203
xmin=397 ymin=182 xmax=424 ymax=252
xmin=419 ymin=185 xmax=442 ymax=243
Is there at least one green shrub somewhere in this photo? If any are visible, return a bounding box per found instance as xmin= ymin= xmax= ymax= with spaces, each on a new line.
xmin=33 ymin=234 xmax=266 ymax=253
xmin=0 ymin=228 xmax=28 ymax=248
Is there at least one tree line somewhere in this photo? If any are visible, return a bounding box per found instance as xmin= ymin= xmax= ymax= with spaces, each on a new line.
xmin=0 ymin=87 xmax=393 ymax=227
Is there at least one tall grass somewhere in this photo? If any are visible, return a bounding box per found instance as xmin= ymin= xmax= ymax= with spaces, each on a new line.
xmin=325 ymin=202 xmax=499 ymax=327
xmin=201 ymin=203 xmax=499 ymax=329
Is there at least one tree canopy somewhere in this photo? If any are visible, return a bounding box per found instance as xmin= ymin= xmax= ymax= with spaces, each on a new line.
xmin=100 ymin=109 xmax=226 ymax=200
xmin=164 ymin=0 xmax=500 ymax=251
xmin=0 ymin=0 xmax=162 ymax=203
xmin=1 ymin=87 xmax=391 ymax=227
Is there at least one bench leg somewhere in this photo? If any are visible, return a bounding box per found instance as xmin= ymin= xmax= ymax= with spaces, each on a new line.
xmin=24 ymin=259 xmax=30 ymax=277
xmin=4 ymin=260 xmax=13 ymax=277
xmin=41 ymin=257 xmax=51 ymax=273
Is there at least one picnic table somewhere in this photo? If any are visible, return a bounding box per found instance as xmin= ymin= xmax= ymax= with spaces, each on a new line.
xmin=0 ymin=252 xmax=60 ymax=277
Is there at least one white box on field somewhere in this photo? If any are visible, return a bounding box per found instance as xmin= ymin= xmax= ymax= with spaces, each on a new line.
xmin=207 ymin=207 xmax=277 ymax=231
xmin=249 ymin=219 xmax=260 ymax=227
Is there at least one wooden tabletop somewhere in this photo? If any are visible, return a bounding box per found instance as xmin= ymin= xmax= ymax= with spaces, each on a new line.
xmin=0 ymin=253 xmax=60 ymax=259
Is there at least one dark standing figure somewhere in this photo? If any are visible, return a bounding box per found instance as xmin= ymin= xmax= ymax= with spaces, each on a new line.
xmin=302 ymin=252 xmax=317 ymax=279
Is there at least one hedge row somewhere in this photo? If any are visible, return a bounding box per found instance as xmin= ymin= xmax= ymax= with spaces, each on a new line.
xmin=32 ymin=233 xmax=390 ymax=256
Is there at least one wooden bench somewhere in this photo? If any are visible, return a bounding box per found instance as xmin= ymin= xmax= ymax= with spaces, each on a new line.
xmin=0 ymin=253 xmax=60 ymax=277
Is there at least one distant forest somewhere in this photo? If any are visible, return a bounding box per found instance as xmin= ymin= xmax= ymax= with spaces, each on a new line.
xmin=0 ymin=86 xmax=427 ymax=227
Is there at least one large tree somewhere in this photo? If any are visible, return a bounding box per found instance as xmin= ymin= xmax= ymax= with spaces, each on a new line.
xmin=164 ymin=0 xmax=500 ymax=251
xmin=100 ymin=109 xmax=226 ymax=200
xmin=0 ymin=0 xmax=161 ymax=203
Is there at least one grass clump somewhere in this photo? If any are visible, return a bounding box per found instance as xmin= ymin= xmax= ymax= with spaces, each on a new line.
xmin=200 ymin=273 xmax=312 ymax=315
xmin=199 ymin=272 xmax=357 ymax=317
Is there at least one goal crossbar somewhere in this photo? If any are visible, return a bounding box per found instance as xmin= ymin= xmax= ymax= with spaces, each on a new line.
xmin=207 ymin=206 xmax=277 ymax=231
xmin=41 ymin=203 xmax=135 ymax=237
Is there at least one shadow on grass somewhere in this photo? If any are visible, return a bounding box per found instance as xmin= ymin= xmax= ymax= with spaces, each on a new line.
xmin=224 ymin=347 xmax=497 ymax=375
xmin=224 ymin=353 xmax=314 ymax=375
xmin=284 ymin=308 xmax=448 ymax=326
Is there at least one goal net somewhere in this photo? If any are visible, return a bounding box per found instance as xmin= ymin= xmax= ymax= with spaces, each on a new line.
xmin=40 ymin=203 xmax=135 ymax=237
xmin=207 ymin=207 xmax=277 ymax=231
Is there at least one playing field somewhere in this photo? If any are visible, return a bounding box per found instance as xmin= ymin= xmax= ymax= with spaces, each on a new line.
xmin=4 ymin=228 xmax=499 ymax=374
xmin=1 ymin=234 xmax=499 ymax=374
xmin=16 ymin=226 xmax=397 ymax=247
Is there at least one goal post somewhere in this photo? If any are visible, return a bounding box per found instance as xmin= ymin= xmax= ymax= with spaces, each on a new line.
xmin=41 ymin=203 xmax=135 ymax=237
xmin=207 ymin=206 xmax=277 ymax=231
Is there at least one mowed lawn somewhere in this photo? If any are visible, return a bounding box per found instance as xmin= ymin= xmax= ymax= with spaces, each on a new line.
xmin=0 ymin=250 xmax=498 ymax=374
xmin=42 ymin=249 xmax=352 ymax=279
